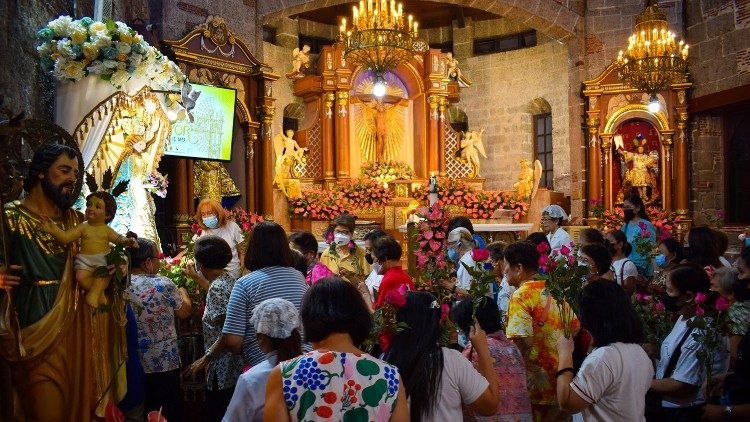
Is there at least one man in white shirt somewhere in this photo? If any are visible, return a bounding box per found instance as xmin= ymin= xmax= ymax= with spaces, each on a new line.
xmin=542 ymin=204 xmax=573 ymax=254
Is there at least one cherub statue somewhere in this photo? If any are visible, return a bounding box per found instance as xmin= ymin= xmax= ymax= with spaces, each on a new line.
xmin=286 ymin=45 xmax=311 ymax=79
xmin=513 ymin=159 xmax=544 ymax=200
xmin=444 ymin=52 xmax=472 ymax=87
xmin=615 ymin=133 xmax=660 ymax=204
xmin=272 ymin=129 xmax=308 ymax=196
xmin=457 ymin=129 xmax=487 ymax=178
xmin=41 ymin=169 xmax=137 ymax=308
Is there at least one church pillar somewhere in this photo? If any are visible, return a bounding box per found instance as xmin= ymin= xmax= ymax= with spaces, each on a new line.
xmin=427 ymin=94 xmax=445 ymax=176
xmin=322 ymin=92 xmax=336 ymax=188
xmin=186 ymin=160 xmax=195 ymax=214
xmin=172 ymin=159 xmax=191 ymax=248
xmin=437 ymin=97 xmax=448 ymax=175
xmin=674 ymin=88 xmax=689 ymax=216
xmin=660 ymin=132 xmax=674 ymax=211
xmin=258 ymin=106 xmax=275 ymax=215
xmin=335 ymin=91 xmax=350 ymax=179
xmin=600 ymin=135 xmax=613 ymax=209
xmin=244 ymin=128 xmax=258 ymax=211
xmin=586 ymin=113 xmax=601 ymax=211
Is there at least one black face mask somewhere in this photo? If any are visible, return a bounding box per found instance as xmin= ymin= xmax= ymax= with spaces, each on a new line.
xmin=624 ymin=208 xmax=636 ymax=222
xmin=661 ymin=294 xmax=683 ymax=313
xmin=365 ymin=253 xmax=373 ymax=265
xmin=606 ymin=241 xmax=617 ymax=256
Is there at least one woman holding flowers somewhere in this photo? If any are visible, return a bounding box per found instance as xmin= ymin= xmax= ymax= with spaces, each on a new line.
xmin=446 ymin=227 xmax=480 ymax=296
xmin=620 ymin=194 xmax=656 ymax=276
xmin=503 ymin=241 xmax=579 ymax=421
xmin=320 ymin=213 xmax=370 ymax=283
xmin=648 ymin=263 xmax=728 ymax=421
xmin=606 ymin=230 xmax=638 ymax=295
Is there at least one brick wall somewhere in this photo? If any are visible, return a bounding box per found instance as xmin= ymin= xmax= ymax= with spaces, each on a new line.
xmin=689 ymin=114 xmax=724 ymax=223
xmin=262 ymin=41 xmax=299 ymax=138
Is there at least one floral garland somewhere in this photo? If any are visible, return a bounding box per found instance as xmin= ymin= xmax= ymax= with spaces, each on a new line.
xmin=589 ymin=200 xmax=681 ymax=241
xmin=412 ymin=203 xmax=452 ymax=293
xmin=416 ymin=180 xmax=529 ymax=220
xmin=288 ymin=178 xmax=393 ymax=220
xmin=37 ymin=16 xmax=185 ymax=93
xmin=360 ymin=161 xmax=415 ymax=184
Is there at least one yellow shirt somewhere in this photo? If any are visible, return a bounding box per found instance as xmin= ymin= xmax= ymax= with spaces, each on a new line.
xmin=320 ymin=244 xmax=370 ymax=278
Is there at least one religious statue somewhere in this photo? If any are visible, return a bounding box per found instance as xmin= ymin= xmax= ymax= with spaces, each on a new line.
xmin=193 ymin=160 xmax=241 ymax=205
xmin=456 ymin=129 xmax=487 ymax=178
xmin=615 ymin=133 xmax=660 ymax=204
xmin=444 ymin=52 xmax=472 ymax=87
xmin=286 ymin=45 xmax=311 ymax=79
xmin=0 ymin=132 xmax=126 ymax=420
xmin=355 ymin=98 xmax=406 ymax=162
xmin=513 ymin=159 xmax=544 ymax=200
xmin=272 ymin=129 xmax=307 ymax=197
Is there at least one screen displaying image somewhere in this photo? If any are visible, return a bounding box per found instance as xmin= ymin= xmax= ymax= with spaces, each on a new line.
xmin=164 ymin=83 xmax=236 ymax=161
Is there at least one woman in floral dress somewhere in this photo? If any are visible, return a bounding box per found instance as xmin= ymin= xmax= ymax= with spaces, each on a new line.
xmin=126 ymin=237 xmax=192 ymax=422
xmin=264 ymin=277 xmax=409 ymax=421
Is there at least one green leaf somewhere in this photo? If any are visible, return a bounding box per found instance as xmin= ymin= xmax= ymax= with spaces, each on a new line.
xmin=356 ymin=359 xmax=381 ymax=379
xmin=343 ymin=407 xmax=368 ymax=422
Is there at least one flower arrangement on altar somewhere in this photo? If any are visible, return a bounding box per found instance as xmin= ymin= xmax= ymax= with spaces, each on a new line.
xmin=415 ymin=179 xmax=473 ymax=206
xmin=37 ymin=16 xmax=185 ymax=93
xmin=537 ymin=242 xmax=588 ymax=338
xmin=144 ymin=171 xmax=169 ymax=198
xmin=416 ymin=180 xmax=529 ymax=220
xmin=288 ymin=178 xmax=393 ymax=220
xmin=360 ymin=161 xmax=415 ymax=184
xmin=631 ymin=292 xmax=672 ymax=344
xmin=589 ymin=200 xmax=680 ymax=241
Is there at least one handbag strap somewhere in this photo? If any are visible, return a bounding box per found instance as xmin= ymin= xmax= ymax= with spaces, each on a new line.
xmin=664 ymin=325 xmax=694 ymax=379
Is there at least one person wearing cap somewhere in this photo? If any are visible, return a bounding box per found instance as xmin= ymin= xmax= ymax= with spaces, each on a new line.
xmin=223 ymin=298 xmax=303 ymax=422
xmin=446 ymin=227 xmax=478 ymax=296
xmin=542 ymin=204 xmax=573 ymax=254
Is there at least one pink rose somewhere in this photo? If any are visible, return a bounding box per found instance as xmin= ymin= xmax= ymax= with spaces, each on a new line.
xmin=440 ymin=303 xmax=450 ymax=322
xmin=567 ymin=254 xmax=576 ymax=266
xmin=560 ymin=245 xmax=571 ymax=256
xmin=471 ymin=248 xmax=490 ymax=262
xmin=385 ymin=288 xmax=407 ymax=308
xmin=653 ymin=302 xmax=666 ymax=312
xmin=635 ymin=292 xmax=644 ymax=302
xmin=242 ymin=222 xmax=251 ymax=231
xmin=695 ymin=305 xmax=705 ymax=317
xmin=716 ymin=296 xmax=730 ymax=312
xmin=538 ymin=254 xmax=550 ymax=266
xmin=695 ymin=292 xmax=707 ymax=304
xmin=536 ymin=242 xmax=550 ymax=254
xmin=172 ymin=258 xmax=181 ymax=265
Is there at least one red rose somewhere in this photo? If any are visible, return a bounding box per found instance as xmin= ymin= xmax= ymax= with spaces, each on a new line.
xmin=471 ymin=247 xmax=490 ymax=262
xmin=385 ymin=289 xmax=406 ymax=308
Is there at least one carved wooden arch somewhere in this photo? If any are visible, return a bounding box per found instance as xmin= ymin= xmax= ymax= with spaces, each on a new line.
xmin=603 ymin=105 xmax=670 ymax=134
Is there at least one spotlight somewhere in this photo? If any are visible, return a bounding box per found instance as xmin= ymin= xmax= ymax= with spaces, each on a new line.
xmin=372 ymin=74 xmax=387 ymax=98
xmin=647 ymin=93 xmax=660 ymax=113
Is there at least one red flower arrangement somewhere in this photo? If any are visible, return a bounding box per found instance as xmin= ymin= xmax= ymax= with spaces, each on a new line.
xmin=288 ymin=178 xmax=393 ymax=220
xmin=226 ymin=207 xmax=265 ymax=240
xmin=590 ymin=200 xmax=680 ymax=241
xmin=538 ymin=241 xmax=588 ymax=338
xmin=415 ymin=179 xmax=474 ymax=206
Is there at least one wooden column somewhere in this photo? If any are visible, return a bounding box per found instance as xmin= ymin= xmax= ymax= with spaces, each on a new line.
xmin=674 ymin=88 xmax=689 ymax=215
xmin=437 ymin=97 xmax=448 ymax=175
xmin=172 ymin=158 xmax=192 ymax=248
xmin=586 ymin=112 xmax=601 ymax=211
xmin=245 ymin=130 xmax=258 ymax=211
xmin=322 ymin=92 xmax=336 ymax=187
xmin=660 ymin=132 xmax=674 ymax=211
xmin=427 ymin=95 xmax=441 ymax=175
xmin=335 ymin=91 xmax=350 ymax=179
xmin=186 ymin=160 xmax=195 ymax=214
xmin=600 ymin=135 xmax=614 ymax=209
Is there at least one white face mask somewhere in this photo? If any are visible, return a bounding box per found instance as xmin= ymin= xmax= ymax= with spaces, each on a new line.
xmin=334 ymin=233 xmax=351 ymax=246
xmin=371 ymin=261 xmax=382 ymax=275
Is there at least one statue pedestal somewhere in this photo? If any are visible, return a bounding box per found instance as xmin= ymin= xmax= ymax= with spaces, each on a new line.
xmin=273 ymin=188 xmax=291 ymax=232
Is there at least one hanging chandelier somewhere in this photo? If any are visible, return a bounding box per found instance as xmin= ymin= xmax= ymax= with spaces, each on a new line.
xmin=339 ymin=0 xmax=428 ymax=79
xmin=616 ymin=0 xmax=689 ymax=99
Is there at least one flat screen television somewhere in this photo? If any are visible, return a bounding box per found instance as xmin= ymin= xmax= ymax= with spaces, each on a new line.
xmin=163 ymin=83 xmax=236 ymax=161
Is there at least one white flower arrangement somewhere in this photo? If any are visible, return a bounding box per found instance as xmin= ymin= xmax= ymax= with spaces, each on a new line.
xmin=37 ymin=16 xmax=185 ymax=93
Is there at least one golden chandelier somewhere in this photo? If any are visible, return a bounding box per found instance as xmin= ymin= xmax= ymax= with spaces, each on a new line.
xmin=616 ymin=0 xmax=689 ymax=96
xmin=339 ymin=0 xmax=428 ymax=75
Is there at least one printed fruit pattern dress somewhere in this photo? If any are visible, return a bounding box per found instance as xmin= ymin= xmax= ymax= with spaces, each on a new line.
xmin=280 ymin=349 xmax=401 ymax=421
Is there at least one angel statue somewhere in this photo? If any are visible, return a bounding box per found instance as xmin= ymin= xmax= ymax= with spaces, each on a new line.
xmin=513 ymin=159 xmax=544 ymax=200
xmin=272 ymin=129 xmax=307 ymax=197
xmin=286 ymin=45 xmax=311 ymax=79
xmin=444 ymin=52 xmax=472 ymax=87
xmin=615 ymin=133 xmax=660 ymax=204
xmin=456 ymin=129 xmax=487 ymax=178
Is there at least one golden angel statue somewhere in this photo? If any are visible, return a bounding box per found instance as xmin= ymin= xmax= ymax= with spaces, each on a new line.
xmin=286 ymin=45 xmax=311 ymax=79
xmin=194 ymin=160 xmax=241 ymax=203
xmin=444 ymin=52 xmax=472 ymax=87
xmin=354 ymin=98 xmax=406 ymax=162
xmin=513 ymin=159 xmax=544 ymax=200
xmin=615 ymin=133 xmax=660 ymax=204
xmin=457 ymin=129 xmax=487 ymax=178
xmin=272 ymin=129 xmax=307 ymax=196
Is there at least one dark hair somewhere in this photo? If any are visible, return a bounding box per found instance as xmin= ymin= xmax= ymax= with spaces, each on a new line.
xmin=608 ymin=229 xmax=632 ymax=256
xmin=363 ymin=229 xmax=387 ymax=242
xmin=332 ymin=213 xmax=356 ymax=234
xmin=384 ymin=291 xmax=444 ymax=421
xmin=300 ymin=277 xmax=373 ymax=346
xmin=581 ymin=243 xmax=612 ymax=276
xmin=525 ymin=232 xmax=551 ymax=253
xmin=713 ymin=229 xmax=729 ymax=255
xmin=577 ymin=279 xmax=644 ymax=347
xmin=660 ymin=237 xmax=685 ymax=263
xmin=668 ymin=263 xmax=711 ymax=296
xmin=289 ymin=231 xmax=319 ymax=256
xmin=24 ymin=142 xmax=79 ymax=192
xmin=624 ymin=194 xmax=650 ymax=221
xmin=194 ymin=235 xmax=233 ymax=270
xmin=265 ymin=329 xmax=303 ymax=362
xmin=244 ymin=222 xmax=293 ymax=271
xmin=579 ymin=228 xmax=605 ymax=245
xmin=373 ymin=236 xmax=402 ymax=262
xmin=450 ymin=297 xmax=503 ymax=336
xmin=447 ymin=216 xmax=475 ymax=235
xmin=486 ymin=241 xmax=506 ymax=262
xmin=504 ymin=241 xmax=540 ymax=272
xmin=85 ymin=191 xmax=118 ymax=223
xmin=128 ymin=237 xmax=157 ymax=269
xmin=687 ymin=227 xmax=722 ymax=268
xmin=291 ymin=249 xmax=308 ymax=277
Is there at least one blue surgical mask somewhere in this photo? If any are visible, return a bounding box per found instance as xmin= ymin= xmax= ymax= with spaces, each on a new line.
xmin=655 ymin=254 xmax=667 ymax=268
xmin=202 ymin=215 xmax=219 ymax=229
xmin=448 ymin=248 xmax=459 ymax=262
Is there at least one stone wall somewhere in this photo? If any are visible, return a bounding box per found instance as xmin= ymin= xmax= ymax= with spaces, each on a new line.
xmin=458 ymin=41 xmax=571 ymax=194
xmin=689 ymin=114 xmax=724 ymax=224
